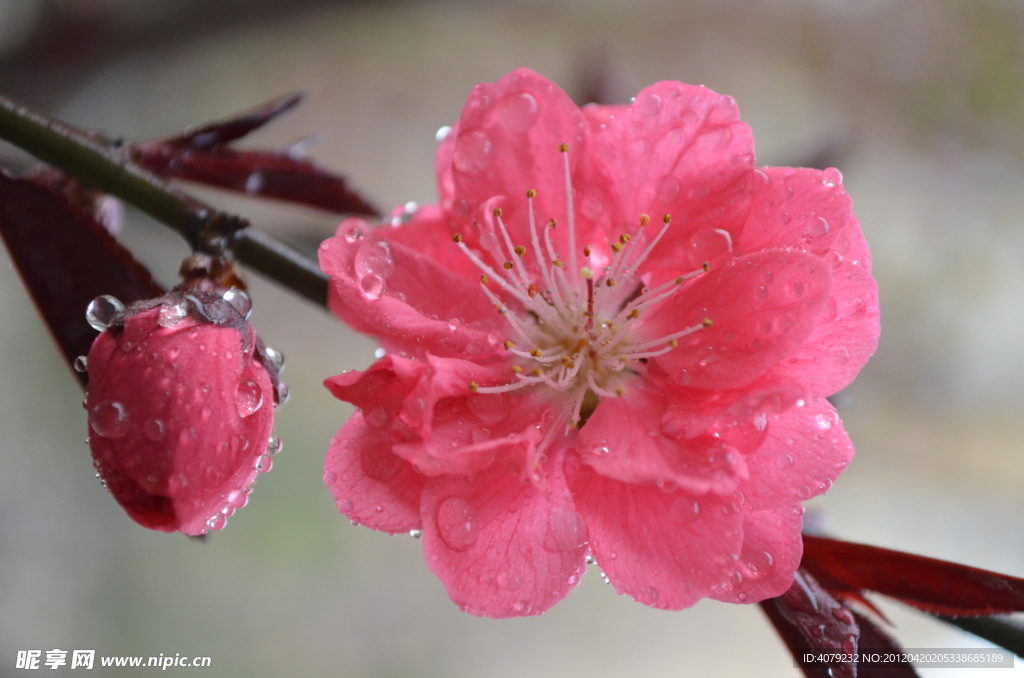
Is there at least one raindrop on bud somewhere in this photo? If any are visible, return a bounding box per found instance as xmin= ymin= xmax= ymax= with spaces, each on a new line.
xmin=222 ymin=289 xmax=252 ymax=319
xmin=86 ymin=295 xmax=125 ymax=332
xmin=264 ymin=346 xmax=285 ymax=372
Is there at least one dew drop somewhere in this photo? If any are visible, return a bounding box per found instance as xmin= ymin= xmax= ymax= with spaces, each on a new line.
xmin=85 ymin=295 xmax=125 ymax=332
xmin=266 ymin=435 xmax=283 ymax=454
xmin=497 ymin=570 xmax=523 ymax=591
xmin=830 ymin=345 xmax=851 ymax=364
xmin=207 ymin=513 xmax=228 ymax=531
xmin=360 ymin=447 xmax=400 ymax=482
xmin=788 ymin=279 xmax=805 ymax=299
xmin=359 ymin=274 xmax=384 ymax=300
xmin=497 ymin=92 xmax=538 ymax=132
xmin=245 ymin=172 xmax=264 ymax=193
xmin=452 ymin=130 xmax=494 ymax=174
xmin=437 ymin=497 xmax=478 ymax=551
xmin=264 ymin=346 xmax=285 ymax=372
xmin=467 ymin=392 xmax=511 ymax=424
xmin=373 ymin=347 xmax=386 ymax=359
xmin=804 ymin=217 xmax=830 ymax=239
xmin=344 ymin=227 xmax=363 ymax=243
xmin=776 ymin=453 xmax=795 ymax=468
xmin=144 ymin=418 xmax=166 ymax=442
xmin=815 ymin=411 xmax=836 ymax=430
xmin=435 ymin=125 xmax=453 ymax=142
xmin=227 ymin=489 xmax=249 ymax=509
xmin=409 ymin=529 xmax=423 ymax=539
xmin=354 ymin=240 xmax=396 ymax=279
xmin=637 ymin=91 xmax=663 ymax=116
xmin=744 ymin=550 xmax=775 ymax=578
xmin=73 ymin=356 xmax=88 ymax=373
xmin=256 ymin=454 xmax=273 ymax=473
xmin=90 ymin=400 xmax=129 ymax=438
xmin=222 ymin=288 xmax=252 ymax=319
xmin=235 ymin=380 xmax=264 ymax=417
xmin=593 ymin=446 xmax=610 ymax=457
xmin=542 ymin=505 xmax=589 ymax=553
xmin=670 ymin=497 xmax=701 ymax=523
xmin=822 ymin=167 xmax=843 ymax=187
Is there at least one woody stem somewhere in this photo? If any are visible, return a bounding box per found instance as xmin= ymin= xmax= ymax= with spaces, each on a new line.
xmin=0 ymin=94 xmax=327 ymax=308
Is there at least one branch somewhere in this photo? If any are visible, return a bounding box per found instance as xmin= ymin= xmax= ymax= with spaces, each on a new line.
xmin=0 ymin=94 xmax=328 ymax=307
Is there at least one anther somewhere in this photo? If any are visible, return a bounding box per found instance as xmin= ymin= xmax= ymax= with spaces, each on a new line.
xmin=493 ymin=207 xmax=503 ymax=218
xmin=581 ymin=267 xmax=594 ymax=280
xmin=559 ymin=142 xmax=569 ymax=153
xmin=512 ymin=365 xmax=523 ymax=373
xmin=503 ymin=261 xmax=514 ymax=270
xmin=639 ymin=214 xmax=650 ymax=227
xmin=504 ymin=340 xmax=515 ymax=349
xmin=619 ymin=234 xmax=631 ymax=244
xmin=452 ymin=233 xmax=463 ymax=243
xmin=548 ymin=219 xmax=557 ymax=229
xmin=529 ymin=349 xmax=542 ymax=357
xmin=662 ymin=214 xmax=671 ymax=224
xmin=514 ymin=245 xmax=526 ymax=256
xmin=611 ymin=242 xmax=623 ymax=253
xmin=702 ymin=318 xmax=713 ymax=328
xmin=670 ymin=339 xmax=679 ymax=348
xmin=553 ymin=259 xmax=563 ymax=267
xmin=629 ymin=309 xmax=640 ymax=319
xmin=702 ymin=261 xmax=710 ymax=272
xmin=469 ymin=381 xmax=480 ymax=392
xmin=527 ymin=283 xmax=540 ymax=298
xmin=615 ymin=387 xmax=626 ymax=397
xmin=526 ymin=188 xmax=537 ymax=198
xmin=480 ymin=274 xmax=489 ymax=284
xmin=583 ymin=245 xmax=591 ymax=257
xmin=606 ymin=278 xmax=617 ymax=287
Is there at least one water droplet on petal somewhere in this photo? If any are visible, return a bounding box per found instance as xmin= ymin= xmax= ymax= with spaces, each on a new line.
xmin=222 ymin=288 xmax=252 ymax=319
xmin=435 ymin=125 xmax=453 ymax=142
xmin=787 ymin=279 xmax=805 ymax=299
xmin=542 ymin=505 xmax=588 ymax=553
xmin=86 ymin=295 xmax=125 ymax=331
xmin=266 ymin=435 xmax=283 ymax=454
xmin=360 ymin=447 xmax=400 ymax=482
xmin=359 ymin=274 xmax=384 ymax=300
xmin=256 ymin=454 xmax=273 ymax=473
xmin=670 ymin=497 xmax=701 ymax=523
xmin=593 ymin=446 xmax=610 ymax=457
xmin=497 ymin=92 xmax=539 ymax=132
xmin=227 ymin=489 xmax=249 ymax=509
xmin=235 ymin=379 xmax=264 ymax=417
xmin=822 ymin=167 xmax=843 ymax=187
xmin=776 ymin=453 xmax=795 ymax=468
xmin=90 ymin=400 xmax=129 ymax=438
xmin=637 ymin=91 xmax=663 ymax=117
xmin=497 ymin=570 xmax=523 ymax=591
xmin=144 ymin=418 xmax=166 ymax=442
xmin=207 ymin=513 xmax=228 ymax=531
xmin=452 ymin=130 xmax=494 ymax=174
xmin=437 ymin=497 xmax=478 ymax=551
xmin=264 ymin=346 xmax=285 ymax=372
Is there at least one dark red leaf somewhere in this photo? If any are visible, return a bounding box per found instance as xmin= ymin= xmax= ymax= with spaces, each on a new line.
xmin=851 ymin=610 xmax=920 ymax=678
xmin=803 ymin=536 xmax=1024 ymax=616
xmin=131 ymin=146 xmax=379 ymax=216
xmin=158 ymin=92 xmax=304 ymax=149
xmin=770 ymin=568 xmax=861 ymax=678
xmin=0 ymin=170 xmax=163 ymax=386
xmin=760 ymin=597 xmax=835 ymax=678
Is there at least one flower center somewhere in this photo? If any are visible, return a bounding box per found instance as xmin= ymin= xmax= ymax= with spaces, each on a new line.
xmin=454 ymin=144 xmax=711 ymax=431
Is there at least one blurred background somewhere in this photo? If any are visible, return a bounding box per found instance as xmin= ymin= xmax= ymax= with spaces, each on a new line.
xmin=2 ymin=0 xmax=1024 ymax=676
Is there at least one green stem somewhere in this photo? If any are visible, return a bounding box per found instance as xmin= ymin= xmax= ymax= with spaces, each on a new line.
xmin=0 ymin=94 xmax=327 ymax=307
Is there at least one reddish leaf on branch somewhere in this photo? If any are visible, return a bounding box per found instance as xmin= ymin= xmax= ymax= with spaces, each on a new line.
xmin=768 ymin=569 xmax=861 ymax=678
xmin=803 ymin=536 xmax=1024 ymax=616
xmin=850 ymin=610 xmax=919 ymax=678
xmin=0 ymin=170 xmax=163 ymax=386
xmin=128 ymin=93 xmax=379 ymax=216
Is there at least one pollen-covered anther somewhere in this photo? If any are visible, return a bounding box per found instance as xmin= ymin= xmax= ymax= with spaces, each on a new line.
xmin=511 ymin=365 xmax=523 ymax=374
xmin=610 ymin=242 xmax=623 ymax=253
xmin=527 ymin=283 xmax=540 ymax=298
xmin=553 ymin=259 xmax=563 ymax=267
xmin=580 ymin=267 xmax=594 ymax=280
xmin=452 ymin=233 xmax=463 ymax=243
xmin=670 ymin=339 xmax=679 ymax=348
xmin=514 ymin=245 xmax=526 ymax=256
xmin=559 ymin=142 xmax=569 ymax=153
xmin=663 ymin=214 xmax=672 ymax=224
xmin=469 ymin=381 xmax=480 ymax=392
xmin=703 ymin=261 xmax=711 ymax=272
xmin=629 ymin=309 xmax=640 ymax=319
xmin=561 ymin=358 xmax=575 ymax=369
xmin=583 ymin=245 xmax=591 ymax=257
xmin=526 ymin=188 xmax=537 ymax=198
xmin=639 ymin=214 xmax=650 ymax=227
xmin=703 ymin=318 xmax=714 ymax=328
xmin=606 ymin=278 xmax=616 ymax=287
xmin=493 ymin=207 xmax=503 ymax=218
xmin=503 ymin=340 xmax=515 ymax=349
xmin=529 ymin=348 xmax=543 ymax=357
xmin=480 ymin=274 xmax=489 ymax=284
xmin=619 ymin=234 xmax=631 ymax=244
xmin=615 ymin=387 xmax=626 ymax=397
xmin=503 ymin=261 xmax=514 ymax=270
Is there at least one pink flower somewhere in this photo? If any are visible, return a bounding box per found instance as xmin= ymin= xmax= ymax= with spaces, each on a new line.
xmin=319 ymin=69 xmax=879 ymax=617
xmin=86 ymin=290 xmax=281 ymax=535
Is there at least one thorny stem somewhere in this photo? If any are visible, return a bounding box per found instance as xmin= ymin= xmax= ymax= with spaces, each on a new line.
xmin=0 ymin=94 xmax=328 ymax=307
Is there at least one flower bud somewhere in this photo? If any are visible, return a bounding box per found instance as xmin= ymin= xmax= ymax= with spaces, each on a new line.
xmin=84 ymin=290 xmax=279 ymax=535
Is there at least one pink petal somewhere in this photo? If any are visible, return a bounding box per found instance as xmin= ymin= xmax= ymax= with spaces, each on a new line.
xmin=319 ymin=212 xmax=501 ymax=359
xmin=324 ymin=412 xmax=426 ymax=533
xmin=740 ymin=396 xmax=855 ymax=511
xmin=784 ymin=259 xmax=880 ymax=395
xmin=578 ymin=380 xmax=747 ymax=495
xmin=710 ymin=506 xmax=804 ymax=604
xmin=647 ymin=248 xmax=832 ymax=390
xmin=569 ymin=459 xmax=744 ymax=609
xmin=737 ymin=167 xmax=854 ymax=258
xmin=420 ymin=454 xmax=587 ymax=617
xmin=580 ymin=81 xmax=755 ymax=272
xmin=445 ymin=68 xmax=591 ymax=251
